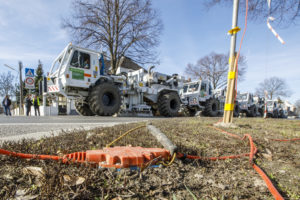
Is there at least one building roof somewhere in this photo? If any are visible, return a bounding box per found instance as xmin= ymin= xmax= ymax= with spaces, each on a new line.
xmin=119 ymin=56 xmax=143 ymax=71
xmin=103 ymin=56 xmax=144 ymax=73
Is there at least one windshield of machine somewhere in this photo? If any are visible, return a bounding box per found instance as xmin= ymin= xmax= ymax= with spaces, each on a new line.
xmin=240 ymin=94 xmax=248 ymax=101
xmin=188 ymin=83 xmax=199 ymax=92
xmin=70 ymin=50 xmax=91 ymax=69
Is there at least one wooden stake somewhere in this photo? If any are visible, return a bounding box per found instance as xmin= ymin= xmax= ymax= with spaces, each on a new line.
xmin=222 ymin=0 xmax=240 ymax=124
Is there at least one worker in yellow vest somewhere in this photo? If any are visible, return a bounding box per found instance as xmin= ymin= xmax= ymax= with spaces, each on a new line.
xmin=33 ymin=95 xmax=40 ymax=116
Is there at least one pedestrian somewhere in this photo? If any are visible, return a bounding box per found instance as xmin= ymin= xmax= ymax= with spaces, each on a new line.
xmin=2 ymin=95 xmax=12 ymax=116
xmin=33 ymin=94 xmax=40 ymax=116
xmin=25 ymin=95 xmax=32 ymax=116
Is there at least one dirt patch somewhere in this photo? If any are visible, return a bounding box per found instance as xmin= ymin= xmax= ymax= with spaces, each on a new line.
xmin=0 ymin=117 xmax=299 ymax=199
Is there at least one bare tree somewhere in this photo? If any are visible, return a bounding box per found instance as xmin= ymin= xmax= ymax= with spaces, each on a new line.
xmin=185 ymin=52 xmax=247 ymax=89
xmin=255 ymin=76 xmax=292 ymax=99
xmin=205 ymin=0 xmax=300 ymax=26
xmin=0 ymin=71 xmax=15 ymax=96
xmin=63 ymin=0 xmax=163 ymax=74
xmin=35 ymin=60 xmax=44 ymax=95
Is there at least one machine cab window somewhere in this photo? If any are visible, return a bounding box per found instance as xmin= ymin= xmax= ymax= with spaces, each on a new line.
xmin=200 ymin=82 xmax=206 ymax=92
xmin=183 ymin=85 xmax=188 ymax=93
xmin=189 ymin=83 xmax=199 ymax=92
xmin=208 ymin=83 xmax=212 ymax=95
xmin=70 ymin=50 xmax=91 ymax=69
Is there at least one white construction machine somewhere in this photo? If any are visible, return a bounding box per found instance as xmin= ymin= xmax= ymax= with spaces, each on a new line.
xmin=180 ymin=80 xmax=239 ymax=117
xmin=237 ymin=92 xmax=264 ymax=117
xmin=46 ymin=43 xmax=184 ymax=117
xmin=265 ymin=100 xmax=286 ymax=118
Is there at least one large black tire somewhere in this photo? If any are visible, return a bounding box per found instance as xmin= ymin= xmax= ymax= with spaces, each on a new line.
xmin=75 ymin=101 xmax=95 ymax=116
xmin=258 ymin=107 xmax=264 ymax=117
xmin=203 ymin=98 xmax=219 ymax=117
xmin=89 ymin=82 xmax=121 ymax=116
xmin=188 ymin=108 xmax=197 ymax=117
xmin=181 ymin=106 xmax=197 ymax=117
xmin=273 ymin=110 xmax=278 ymax=118
xmin=246 ymin=105 xmax=256 ymax=117
xmin=158 ymin=92 xmax=181 ymax=117
xmin=278 ymin=110 xmax=284 ymax=118
xmin=233 ymin=104 xmax=240 ymax=117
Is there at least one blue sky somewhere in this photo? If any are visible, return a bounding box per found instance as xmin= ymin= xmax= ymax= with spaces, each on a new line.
xmin=0 ymin=0 xmax=299 ymax=103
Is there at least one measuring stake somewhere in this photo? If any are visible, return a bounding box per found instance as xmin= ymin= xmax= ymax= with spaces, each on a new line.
xmin=223 ymin=0 xmax=240 ymax=124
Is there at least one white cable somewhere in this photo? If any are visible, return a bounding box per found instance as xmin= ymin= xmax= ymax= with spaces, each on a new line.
xmin=267 ymin=17 xmax=285 ymax=44
xmin=266 ymin=0 xmax=285 ymax=44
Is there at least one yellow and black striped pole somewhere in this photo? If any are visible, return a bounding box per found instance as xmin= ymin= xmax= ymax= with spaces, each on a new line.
xmin=223 ymin=0 xmax=240 ymax=124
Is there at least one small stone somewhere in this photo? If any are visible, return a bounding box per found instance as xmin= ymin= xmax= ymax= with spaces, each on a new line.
xmin=217 ymin=183 xmax=227 ymax=190
xmin=22 ymin=167 xmax=45 ymax=178
xmin=22 ymin=166 xmax=45 ymax=186
xmin=253 ymin=178 xmax=266 ymax=188
xmin=112 ymin=197 xmax=122 ymax=200
xmin=265 ymin=148 xmax=272 ymax=155
xmin=15 ymin=189 xmax=26 ymax=197
xmin=194 ymin=173 xmax=204 ymax=179
xmin=15 ymin=189 xmax=38 ymax=200
xmin=63 ymin=175 xmax=72 ymax=183
xmin=75 ymin=177 xmax=86 ymax=185
xmin=261 ymin=153 xmax=272 ymax=161
xmin=86 ymin=132 xmax=94 ymax=139
xmin=3 ymin=173 xmax=13 ymax=180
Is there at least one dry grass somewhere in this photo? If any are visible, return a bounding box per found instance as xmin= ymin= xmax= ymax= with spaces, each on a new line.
xmin=0 ymin=117 xmax=299 ymax=199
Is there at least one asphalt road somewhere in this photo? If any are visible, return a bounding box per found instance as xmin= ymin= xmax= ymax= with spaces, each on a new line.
xmin=0 ymin=115 xmax=152 ymax=142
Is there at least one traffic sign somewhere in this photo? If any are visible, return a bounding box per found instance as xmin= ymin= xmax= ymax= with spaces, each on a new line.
xmin=25 ymin=68 xmax=34 ymax=77
xmin=25 ymin=77 xmax=35 ymax=89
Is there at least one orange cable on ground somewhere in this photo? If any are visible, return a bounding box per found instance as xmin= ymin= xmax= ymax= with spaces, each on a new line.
xmin=253 ymin=164 xmax=284 ymax=200
xmin=177 ymin=124 xmax=286 ymax=200
xmin=270 ymin=138 xmax=300 ymax=142
xmin=0 ymin=148 xmax=61 ymax=161
xmin=209 ymin=125 xmax=284 ymax=200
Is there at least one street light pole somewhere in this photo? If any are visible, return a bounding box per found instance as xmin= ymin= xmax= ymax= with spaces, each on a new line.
xmin=19 ymin=62 xmax=24 ymax=115
xmin=222 ymin=0 xmax=240 ymax=124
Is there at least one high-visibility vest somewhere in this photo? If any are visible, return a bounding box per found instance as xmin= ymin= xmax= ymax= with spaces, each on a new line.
xmin=33 ymin=97 xmax=40 ymax=106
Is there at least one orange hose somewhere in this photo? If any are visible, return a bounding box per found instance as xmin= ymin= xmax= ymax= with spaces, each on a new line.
xmin=0 ymin=148 xmax=61 ymax=161
xmin=270 ymin=138 xmax=300 ymax=142
xmin=177 ymin=123 xmax=286 ymax=200
xmin=209 ymin=125 xmax=284 ymax=200
xmin=0 ymin=149 xmax=88 ymax=164
xmin=210 ymin=126 xmax=242 ymax=139
xmin=253 ymin=164 xmax=284 ymax=200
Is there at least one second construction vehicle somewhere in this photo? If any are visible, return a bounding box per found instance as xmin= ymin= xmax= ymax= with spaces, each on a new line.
xmin=46 ymin=43 xmax=184 ymax=117
xmin=237 ymin=92 xmax=264 ymax=117
xmin=180 ymin=80 xmax=239 ymax=117
xmin=265 ymin=100 xmax=286 ymax=118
